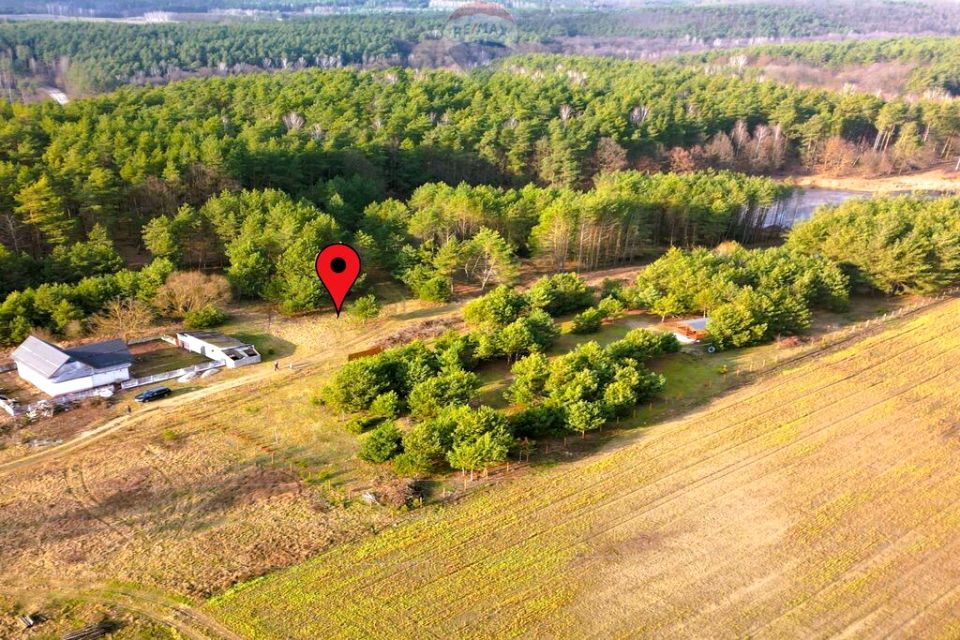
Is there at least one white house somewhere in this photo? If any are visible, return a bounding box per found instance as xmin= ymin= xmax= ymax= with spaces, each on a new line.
xmin=12 ymin=335 xmax=133 ymax=397
xmin=175 ymin=331 xmax=261 ymax=368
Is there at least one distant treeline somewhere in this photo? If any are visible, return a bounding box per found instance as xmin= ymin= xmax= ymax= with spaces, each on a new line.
xmin=683 ymin=36 xmax=960 ymax=97
xmin=0 ymin=17 xmax=440 ymax=97
xmin=6 ymin=2 xmax=960 ymax=100
xmin=0 ymin=7 xmax=834 ymax=99
xmin=0 ymin=0 xmax=425 ymax=17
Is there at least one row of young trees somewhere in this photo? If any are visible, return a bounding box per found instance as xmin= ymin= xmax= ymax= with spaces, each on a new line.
xmin=341 ymin=234 xmax=860 ymax=477
xmin=322 ymin=190 xmax=960 ymax=476
xmin=328 ymin=274 xmax=591 ymax=415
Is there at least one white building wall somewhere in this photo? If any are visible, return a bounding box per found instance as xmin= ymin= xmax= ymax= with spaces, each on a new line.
xmin=177 ymin=333 xmax=260 ymax=367
xmin=224 ymin=353 xmax=261 ymax=368
xmin=16 ymin=364 xmax=93 ymax=397
xmin=178 ymin=334 xmax=222 ymax=360
xmin=90 ymin=367 xmax=130 ymax=387
xmin=178 ymin=334 xmax=204 ymax=356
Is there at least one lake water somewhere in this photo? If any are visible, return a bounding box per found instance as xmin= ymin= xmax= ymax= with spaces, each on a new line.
xmin=772 ymin=186 xmax=952 ymax=228
xmin=773 ymin=188 xmax=871 ymax=228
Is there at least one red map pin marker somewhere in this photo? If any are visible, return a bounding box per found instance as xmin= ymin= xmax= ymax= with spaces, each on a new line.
xmin=315 ymin=243 xmax=361 ymax=317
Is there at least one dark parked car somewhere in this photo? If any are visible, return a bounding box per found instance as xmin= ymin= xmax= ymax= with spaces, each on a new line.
xmin=135 ymin=387 xmax=172 ymax=403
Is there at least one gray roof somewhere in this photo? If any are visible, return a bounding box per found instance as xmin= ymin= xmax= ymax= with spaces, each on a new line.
xmin=12 ymin=336 xmax=72 ymax=377
xmin=66 ymin=339 xmax=133 ymax=370
xmin=12 ymin=335 xmax=132 ymax=378
xmin=679 ymin=317 xmax=709 ymax=331
xmin=179 ymin=331 xmax=249 ymax=349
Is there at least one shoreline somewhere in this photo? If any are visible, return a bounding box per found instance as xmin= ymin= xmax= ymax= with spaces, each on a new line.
xmin=781 ymin=166 xmax=960 ymax=194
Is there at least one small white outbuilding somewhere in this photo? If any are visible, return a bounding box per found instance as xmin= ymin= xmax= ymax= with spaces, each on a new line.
xmin=175 ymin=331 xmax=261 ymax=368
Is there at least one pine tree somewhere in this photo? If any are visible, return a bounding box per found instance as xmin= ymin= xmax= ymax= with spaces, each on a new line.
xmin=15 ymin=175 xmax=76 ymax=247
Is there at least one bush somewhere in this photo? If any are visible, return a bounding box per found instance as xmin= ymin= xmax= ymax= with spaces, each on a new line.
xmin=348 ymin=294 xmax=380 ymax=322
xmin=369 ymin=391 xmax=400 ymax=419
xmin=463 ymin=285 xmax=528 ymax=327
xmin=564 ymin=400 xmax=606 ymax=437
xmin=605 ymin=329 xmax=680 ymax=361
xmin=473 ymin=310 xmax=559 ymax=363
xmin=345 ymin=414 xmax=385 ymax=434
xmin=509 ymin=403 xmax=567 ymax=439
xmin=445 ymin=406 xmax=514 ymax=473
xmin=597 ymin=296 xmax=625 ymax=319
xmin=571 ymin=308 xmax=604 ymax=334
xmin=523 ymin=309 xmax=560 ymax=349
xmin=401 ymin=411 xmax=458 ymax=471
xmin=391 ymin=452 xmax=425 ymax=477
xmin=359 ymin=423 xmax=404 ymax=463
xmin=407 ymin=272 xmax=452 ymax=303
xmin=324 ymin=341 xmax=441 ymax=412
xmin=399 ymin=259 xmax=454 ymax=303
xmin=154 ymin=270 xmax=231 ymax=318
xmin=599 ymin=278 xmax=626 ymax=300
xmin=183 ymin=304 xmax=228 ymax=329
xmin=528 ymin=273 xmax=594 ymax=316
xmin=505 ymin=352 xmax=550 ymax=405
xmin=435 ymin=331 xmax=479 ymax=370
xmin=407 ymin=369 xmax=480 ymax=420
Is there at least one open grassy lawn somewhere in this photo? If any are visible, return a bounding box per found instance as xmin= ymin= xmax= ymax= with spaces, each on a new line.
xmin=129 ymin=343 xmax=211 ymax=378
xmin=206 ymin=297 xmax=960 ymax=639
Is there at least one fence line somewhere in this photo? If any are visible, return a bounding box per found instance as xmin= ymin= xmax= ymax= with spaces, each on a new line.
xmin=126 ymin=335 xmax=166 ymax=346
xmin=1 ymin=385 xmax=116 ymax=417
xmin=121 ymin=361 xmax=223 ymax=390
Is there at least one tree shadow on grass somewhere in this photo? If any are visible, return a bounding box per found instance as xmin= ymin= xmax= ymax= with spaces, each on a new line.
xmin=519 ymin=353 xmax=756 ymax=472
xmin=391 ymin=303 xmax=461 ymax=321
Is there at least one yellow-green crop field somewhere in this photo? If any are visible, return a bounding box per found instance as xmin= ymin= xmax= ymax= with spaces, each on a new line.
xmin=206 ymin=298 xmax=960 ymax=639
